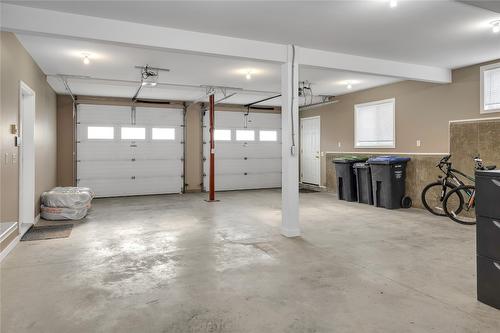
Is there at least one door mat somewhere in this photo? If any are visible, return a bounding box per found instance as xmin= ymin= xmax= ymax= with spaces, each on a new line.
xmin=21 ymin=224 xmax=73 ymax=241
xmin=299 ymin=188 xmax=319 ymax=193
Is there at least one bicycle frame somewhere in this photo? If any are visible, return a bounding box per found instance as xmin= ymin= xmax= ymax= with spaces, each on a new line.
xmin=436 ymin=163 xmax=475 ymax=202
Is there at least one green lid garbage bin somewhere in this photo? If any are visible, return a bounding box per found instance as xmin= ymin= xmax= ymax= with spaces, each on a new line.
xmin=353 ymin=162 xmax=373 ymax=205
xmin=333 ymin=156 xmax=368 ymax=202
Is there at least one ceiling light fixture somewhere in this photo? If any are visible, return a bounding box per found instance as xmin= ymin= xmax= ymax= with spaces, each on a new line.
xmin=82 ymin=53 xmax=90 ymax=65
xmin=491 ymin=20 xmax=500 ymax=34
xmin=246 ymin=70 xmax=253 ymax=80
xmin=389 ymin=0 xmax=398 ymax=8
xmin=347 ymin=82 xmax=353 ymax=90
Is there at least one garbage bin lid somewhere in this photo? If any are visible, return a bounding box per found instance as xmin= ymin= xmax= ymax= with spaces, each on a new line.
xmin=367 ymin=155 xmax=411 ymax=165
xmin=333 ymin=155 xmax=369 ymax=163
xmin=353 ymin=162 xmax=370 ymax=168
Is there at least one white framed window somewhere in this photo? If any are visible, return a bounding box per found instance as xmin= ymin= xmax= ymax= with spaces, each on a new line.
xmin=152 ymin=127 xmax=175 ymax=140
xmin=87 ymin=126 xmax=114 ymax=140
xmin=121 ymin=127 xmax=145 ymax=140
xmin=236 ymin=129 xmax=255 ymax=141
xmin=214 ymin=129 xmax=232 ymax=141
xmin=259 ymin=130 xmax=278 ymax=141
xmin=354 ymin=98 xmax=395 ymax=148
xmin=480 ymin=63 xmax=500 ymax=114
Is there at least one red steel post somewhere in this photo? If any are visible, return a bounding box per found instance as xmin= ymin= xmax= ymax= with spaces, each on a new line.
xmin=209 ymin=94 xmax=215 ymax=201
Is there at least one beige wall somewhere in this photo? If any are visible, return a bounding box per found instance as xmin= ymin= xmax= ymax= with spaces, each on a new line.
xmin=185 ymin=103 xmax=203 ymax=192
xmin=57 ymin=95 xmax=75 ymax=186
xmin=300 ymin=59 xmax=500 ymax=186
xmin=1 ymin=32 xmax=57 ymax=224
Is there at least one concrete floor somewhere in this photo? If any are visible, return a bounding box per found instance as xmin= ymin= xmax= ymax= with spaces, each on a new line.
xmin=1 ymin=190 xmax=499 ymax=332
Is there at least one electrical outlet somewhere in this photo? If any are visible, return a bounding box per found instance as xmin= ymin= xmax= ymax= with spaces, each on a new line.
xmin=12 ymin=153 xmax=17 ymax=164
xmin=416 ymin=140 xmax=421 ymax=147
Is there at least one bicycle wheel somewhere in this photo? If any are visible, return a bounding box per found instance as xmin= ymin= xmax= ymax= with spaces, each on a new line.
xmin=443 ymin=185 xmax=476 ymax=225
xmin=421 ymin=181 xmax=459 ymax=216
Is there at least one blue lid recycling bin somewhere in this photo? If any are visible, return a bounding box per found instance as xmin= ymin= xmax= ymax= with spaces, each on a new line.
xmin=367 ymin=156 xmax=411 ymax=209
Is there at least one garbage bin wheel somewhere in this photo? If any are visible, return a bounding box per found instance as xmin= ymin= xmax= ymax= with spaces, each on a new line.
xmin=401 ymin=196 xmax=412 ymax=208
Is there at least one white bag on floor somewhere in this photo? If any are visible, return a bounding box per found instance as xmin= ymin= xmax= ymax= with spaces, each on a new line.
xmin=41 ymin=187 xmax=95 ymax=209
xmin=40 ymin=205 xmax=89 ymax=220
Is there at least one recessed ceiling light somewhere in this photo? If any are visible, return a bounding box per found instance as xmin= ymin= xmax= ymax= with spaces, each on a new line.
xmin=491 ymin=20 xmax=500 ymax=34
xmin=347 ymin=83 xmax=353 ymax=90
xmin=82 ymin=53 xmax=90 ymax=65
xmin=389 ymin=0 xmax=398 ymax=8
xmin=246 ymin=70 xmax=253 ymax=80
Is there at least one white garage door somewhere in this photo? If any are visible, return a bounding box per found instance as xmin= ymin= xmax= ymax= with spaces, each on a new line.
xmin=203 ymin=111 xmax=281 ymax=191
xmin=77 ymin=104 xmax=183 ymax=197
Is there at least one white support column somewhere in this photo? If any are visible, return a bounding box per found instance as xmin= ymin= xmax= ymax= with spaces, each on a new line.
xmin=281 ymin=45 xmax=300 ymax=238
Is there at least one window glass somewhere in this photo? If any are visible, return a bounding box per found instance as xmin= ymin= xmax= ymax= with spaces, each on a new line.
xmin=152 ymin=128 xmax=175 ymax=140
xmin=354 ymin=98 xmax=395 ymax=148
xmin=259 ymin=130 xmax=278 ymax=141
xmin=482 ymin=65 xmax=500 ymax=113
xmin=214 ymin=129 xmax=232 ymax=141
xmin=121 ymin=127 xmax=145 ymax=140
xmin=236 ymin=130 xmax=255 ymax=141
xmin=87 ymin=126 xmax=114 ymax=139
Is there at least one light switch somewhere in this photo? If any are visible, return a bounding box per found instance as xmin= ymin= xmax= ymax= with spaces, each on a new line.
xmin=320 ymin=151 xmax=325 ymax=157
xmin=416 ymin=140 xmax=421 ymax=147
xmin=12 ymin=153 xmax=17 ymax=164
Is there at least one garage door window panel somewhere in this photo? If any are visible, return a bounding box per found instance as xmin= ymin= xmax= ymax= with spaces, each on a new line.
xmin=152 ymin=127 xmax=176 ymax=140
xmin=87 ymin=126 xmax=114 ymax=140
xmin=259 ymin=130 xmax=278 ymax=141
xmin=355 ymin=98 xmax=395 ymax=148
xmin=236 ymin=130 xmax=255 ymax=141
xmin=121 ymin=127 xmax=146 ymax=140
xmin=214 ymin=129 xmax=232 ymax=141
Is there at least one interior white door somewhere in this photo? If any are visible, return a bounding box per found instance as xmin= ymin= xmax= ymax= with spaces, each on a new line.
xmin=19 ymin=81 xmax=36 ymax=234
xmin=300 ymin=116 xmax=321 ymax=185
xmin=203 ymin=111 xmax=282 ymax=191
xmin=77 ymin=105 xmax=184 ymax=197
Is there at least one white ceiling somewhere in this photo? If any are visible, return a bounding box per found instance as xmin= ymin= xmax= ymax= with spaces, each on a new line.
xmin=8 ymin=0 xmax=500 ymax=69
xmin=17 ymin=33 xmax=401 ymax=105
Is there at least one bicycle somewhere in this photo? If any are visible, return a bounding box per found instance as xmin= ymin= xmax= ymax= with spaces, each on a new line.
xmin=421 ymin=155 xmax=495 ymax=224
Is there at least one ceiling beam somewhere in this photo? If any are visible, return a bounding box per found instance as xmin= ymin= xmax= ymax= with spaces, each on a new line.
xmin=1 ymin=3 xmax=451 ymax=83
xmin=298 ymin=48 xmax=452 ymax=83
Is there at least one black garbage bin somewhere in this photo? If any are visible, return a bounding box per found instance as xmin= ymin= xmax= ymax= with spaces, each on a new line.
xmin=333 ymin=156 xmax=368 ymax=202
xmin=368 ymin=156 xmax=411 ymax=209
xmin=353 ymin=162 xmax=373 ymax=205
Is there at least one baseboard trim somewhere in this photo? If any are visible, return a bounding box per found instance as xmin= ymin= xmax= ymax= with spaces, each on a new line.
xmin=0 ymin=233 xmax=21 ymax=263
xmin=0 ymin=222 xmax=18 ymax=243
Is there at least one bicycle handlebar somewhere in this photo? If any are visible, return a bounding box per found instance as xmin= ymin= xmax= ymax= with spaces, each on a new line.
xmin=437 ymin=154 xmax=452 ymax=167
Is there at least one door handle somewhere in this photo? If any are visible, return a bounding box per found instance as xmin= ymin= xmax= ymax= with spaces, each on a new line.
xmin=493 ymin=220 xmax=500 ymax=229
xmin=494 ymin=262 xmax=500 ymax=271
xmin=492 ymin=179 xmax=500 ymax=187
